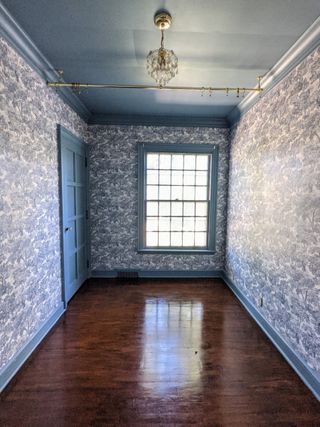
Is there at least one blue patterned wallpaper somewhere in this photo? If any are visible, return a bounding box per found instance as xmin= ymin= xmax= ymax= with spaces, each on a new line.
xmin=87 ymin=126 xmax=229 ymax=272
xmin=226 ymin=46 xmax=320 ymax=374
xmin=0 ymin=37 xmax=87 ymax=371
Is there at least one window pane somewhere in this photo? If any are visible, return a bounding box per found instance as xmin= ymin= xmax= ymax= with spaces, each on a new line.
xmin=159 ymin=202 xmax=170 ymax=216
xmin=172 ymin=154 xmax=183 ymax=169
xmin=171 ymin=202 xmax=183 ymax=216
xmin=184 ymin=155 xmax=196 ymax=169
xmin=159 ymin=154 xmax=171 ymax=169
xmin=147 ymin=185 xmax=158 ymax=200
xmin=172 ymin=170 xmax=183 ymax=185
xmin=195 ymin=186 xmax=207 ymax=200
xmin=146 ymin=218 xmax=158 ymax=231
xmin=195 ymin=218 xmax=207 ymax=231
xmin=143 ymin=149 xmax=212 ymax=250
xmin=146 ymin=232 xmax=158 ymax=246
xmin=183 ymin=232 xmax=194 ymax=246
xmin=159 ymin=186 xmax=170 ymax=200
xmin=195 ymin=232 xmax=207 ymax=246
xmin=147 ymin=202 xmax=158 ymax=216
xmin=159 ymin=232 xmax=170 ymax=246
xmin=159 ymin=218 xmax=170 ymax=231
xmin=183 ymin=186 xmax=195 ymax=200
xmin=184 ymin=170 xmax=195 ymax=186
xmin=196 ymin=155 xmax=209 ymax=170
xmin=184 ymin=202 xmax=195 ymax=216
xmin=171 ymin=217 xmax=182 ymax=231
xmin=183 ymin=218 xmax=195 ymax=231
xmin=147 ymin=154 xmax=158 ymax=169
xmin=196 ymin=202 xmax=207 ymax=216
xmin=172 ymin=186 xmax=183 ymax=200
xmin=159 ymin=170 xmax=171 ymax=185
xmin=147 ymin=170 xmax=158 ymax=185
xmin=196 ymin=171 xmax=207 ymax=186
xmin=171 ymin=232 xmax=182 ymax=246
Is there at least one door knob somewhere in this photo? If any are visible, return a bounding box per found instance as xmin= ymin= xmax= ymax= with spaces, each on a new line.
xmin=65 ymin=227 xmax=72 ymax=232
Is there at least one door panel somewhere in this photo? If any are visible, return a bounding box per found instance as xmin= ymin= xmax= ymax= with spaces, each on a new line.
xmin=59 ymin=126 xmax=88 ymax=303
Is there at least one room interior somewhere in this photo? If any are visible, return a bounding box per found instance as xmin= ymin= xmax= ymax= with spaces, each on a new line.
xmin=0 ymin=0 xmax=320 ymax=424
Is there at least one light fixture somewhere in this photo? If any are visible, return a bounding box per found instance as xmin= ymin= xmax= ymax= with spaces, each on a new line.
xmin=47 ymin=11 xmax=264 ymax=96
xmin=146 ymin=12 xmax=178 ymax=87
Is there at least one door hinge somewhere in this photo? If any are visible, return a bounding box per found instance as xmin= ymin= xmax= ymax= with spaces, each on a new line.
xmin=86 ymin=209 xmax=89 ymax=220
xmin=85 ymin=157 xmax=88 ymax=167
xmin=87 ymin=260 xmax=90 ymax=268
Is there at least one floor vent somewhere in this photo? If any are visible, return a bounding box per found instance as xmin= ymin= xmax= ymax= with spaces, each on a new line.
xmin=116 ymin=271 xmax=139 ymax=279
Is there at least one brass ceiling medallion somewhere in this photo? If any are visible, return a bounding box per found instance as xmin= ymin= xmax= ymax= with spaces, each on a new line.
xmin=47 ymin=11 xmax=264 ymax=96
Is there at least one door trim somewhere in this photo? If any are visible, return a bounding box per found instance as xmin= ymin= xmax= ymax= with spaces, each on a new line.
xmin=58 ymin=125 xmax=89 ymax=307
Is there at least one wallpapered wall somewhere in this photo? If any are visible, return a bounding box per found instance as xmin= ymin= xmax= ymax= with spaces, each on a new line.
xmin=226 ymin=46 xmax=320 ymax=374
xmin=1 ymin=19 xmax=319 ymax=389
xmin=0 ymin=37 xmax=87 ymax=371
xmin=87 ymin=126 xmax=229 ymax=272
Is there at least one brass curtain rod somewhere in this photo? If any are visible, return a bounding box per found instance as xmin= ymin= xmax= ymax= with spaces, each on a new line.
xmin=47 ymin=81 xmax=263 ymax=94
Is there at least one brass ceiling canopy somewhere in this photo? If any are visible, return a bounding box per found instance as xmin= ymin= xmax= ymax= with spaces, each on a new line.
xmin=154 ymin=12 xmax=172 ymax=30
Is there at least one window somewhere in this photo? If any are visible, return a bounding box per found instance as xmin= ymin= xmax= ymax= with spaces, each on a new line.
xmin=138 ymin=143 xmax=218 ymax=253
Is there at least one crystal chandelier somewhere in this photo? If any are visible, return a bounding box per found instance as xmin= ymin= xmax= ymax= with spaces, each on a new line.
xmin=146 ymin=12 xmax=178 ymax=87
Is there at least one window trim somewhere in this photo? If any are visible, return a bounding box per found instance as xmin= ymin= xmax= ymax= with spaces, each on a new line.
xmin=138 ymin=142 xmax=219 ymax=254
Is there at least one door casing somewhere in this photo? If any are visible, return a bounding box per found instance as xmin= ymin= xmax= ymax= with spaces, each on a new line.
xmin=58 ymin=125 xmax=90 ymax=306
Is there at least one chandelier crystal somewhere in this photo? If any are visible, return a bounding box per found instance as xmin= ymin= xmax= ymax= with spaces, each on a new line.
xmin=146 ymin=13 xmax=178 ymax=87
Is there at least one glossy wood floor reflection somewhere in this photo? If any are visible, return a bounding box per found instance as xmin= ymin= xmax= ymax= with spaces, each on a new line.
xmin=1 ymin=279 xmax=319 ymax=426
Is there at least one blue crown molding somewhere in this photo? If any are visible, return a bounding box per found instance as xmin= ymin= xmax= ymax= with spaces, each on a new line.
xmin=88 ymin=113 xmax=229 ymax=128
xmin=0 ymin=2 xmax=91 ymax=122
xmin=221 ymin=272 xmax=320 ymax=401
xmin=227 ymin=16 xmax=320 ymax=126
xmin=1 ymin=0 xmax=319 ymax=129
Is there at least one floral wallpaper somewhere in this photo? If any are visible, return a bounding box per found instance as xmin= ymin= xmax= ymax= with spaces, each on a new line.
xmin=87 ymin=126 xmax=230 ymax=272
xmin=0 ymin=37 xmax=87 ymax=371
xmin=226 ymin=46 xmax=320 ymax=374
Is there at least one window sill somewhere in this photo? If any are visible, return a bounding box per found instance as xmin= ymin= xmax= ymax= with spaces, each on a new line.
xmin=137 ymin=248 xmax=216 ymax=255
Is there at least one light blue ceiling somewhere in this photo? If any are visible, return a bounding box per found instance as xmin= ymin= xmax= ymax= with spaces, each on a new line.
xmin=2 ymin=0 xmax=320 ymax=118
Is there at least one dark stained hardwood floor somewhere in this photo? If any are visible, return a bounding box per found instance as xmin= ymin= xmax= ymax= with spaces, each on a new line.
xmin=1 ymin=278 xmax=319 ymax=426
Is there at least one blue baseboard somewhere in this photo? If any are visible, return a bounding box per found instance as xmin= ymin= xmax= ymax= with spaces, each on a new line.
xmin=0 ymin=302 xmax=65 ymax=393
xmin=91 ymin=269 xmax=224 ymax=279
xmin=221 ymin=272 xmax=320 ymax=402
